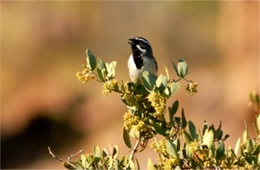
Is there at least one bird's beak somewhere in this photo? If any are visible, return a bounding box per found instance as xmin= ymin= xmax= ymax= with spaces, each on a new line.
xmin=128 ymin=38 xmax=135 ymax=44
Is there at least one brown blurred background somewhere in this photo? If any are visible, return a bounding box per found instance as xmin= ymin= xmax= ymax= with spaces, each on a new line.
xmin=1 ymin=1 xmax=259 ymax=169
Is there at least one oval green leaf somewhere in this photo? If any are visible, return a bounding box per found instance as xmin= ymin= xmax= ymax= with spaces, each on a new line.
xmin=141 ymin=71 xmax=157 ymax=91
xmin=86 ymin=49 xmax=97 ymax=71
xmin=166 ymin=140 xmax=178 ymax=158
xmin=166 ymin=82 xmax=180 ymax=97
xmin=183 ymin=130 xmax=192 ymax=144
xmin=153 ymin=123 xmax=166 ymax=136
xmin=216 ymin=142 xmax=225 ymax=160
xmin=177 ymin=59 xmax=188 ymax=78
xmin=234 ymin=137 xmax=241 ymax=155
xmin=202 ymin=129 xmax=214 ymax=148
xmin=123 ymin=128 xmax=132 ymax=149
xmin=181 ymin=109 xmax=187 ymax=129
xmin=188 ymin=121 xmax=198 ymax=140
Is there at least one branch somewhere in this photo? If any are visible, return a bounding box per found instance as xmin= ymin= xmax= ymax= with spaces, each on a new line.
xmin=68 ymin=149 xmax=84 ymax=162
xmin=129 ymin=139 xmax=141 ymax=161
xmin=48 ymin=147 xmax=77 ymax=169
xmin=48 ymin=147 xmax=64 ymax=163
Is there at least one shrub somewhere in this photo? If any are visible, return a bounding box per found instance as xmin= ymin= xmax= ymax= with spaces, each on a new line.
xmin=49 ymin=49 xmax=260 ymax=169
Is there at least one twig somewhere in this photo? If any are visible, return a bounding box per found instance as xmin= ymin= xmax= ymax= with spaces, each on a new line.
xmin=48 ymin=147 xmax=76 ymax=168
xmin=48 ymin=147 xmax=64 ymax=163
xmin=129 ymin=140 xmax=141 ymax=161
xmin=183 ymin=77 xmax=191 ymax=82
xmin=68 ymin=149 xmax=84 ymax=162
xmin=135 ymin=156 xmax=140 ymax=170
xmin=173 ymin=78 xmax=181 ymax=82
xmin=139 ymin=139 xmax=148 ymax=152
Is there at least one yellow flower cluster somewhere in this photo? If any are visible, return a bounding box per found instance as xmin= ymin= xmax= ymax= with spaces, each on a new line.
xmin=124 ymin=112 xmax=140 ymax=131
xmin=151 ymin=139 xmax=180 ymax=169
xmin=194 ymin=148 xmax=209 ymax=163
xmin=164 ymin=157 xmax=179 ymax=169
xmin=122 ymin=93 xmax=140 ymax=107
xmin=150 ymin=139 xmax=167 ymax=156
xmin=124 ymin=111 xmax=154 ymax=139
xmin=122 ymin=81 xmax=133 ymax=94
xmin=189 ymin=141 xmax=199 ymax=153
xmin=103 ymin=79 xmax=118 ymax=95
xmin=147 ymin=91 xmax=167 ymax=121
xmin=76 ymin=68 xmax=95 ymax=83
xmin=186 ymin=81 xmax=198 ymax=95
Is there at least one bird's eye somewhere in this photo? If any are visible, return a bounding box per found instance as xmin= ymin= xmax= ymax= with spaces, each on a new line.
xmin=139 ymin=42 xmax=146 ymax=49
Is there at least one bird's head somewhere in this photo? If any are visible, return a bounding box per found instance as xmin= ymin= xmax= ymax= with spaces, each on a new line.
xmin=128 ymin=37 xmax=153 ymax=55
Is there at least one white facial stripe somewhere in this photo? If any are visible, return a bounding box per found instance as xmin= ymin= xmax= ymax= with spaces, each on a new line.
xmin=135 ymin=37 xmax=150 ymax=46
xmin=136 ymin=44 xmax=146 ymax=52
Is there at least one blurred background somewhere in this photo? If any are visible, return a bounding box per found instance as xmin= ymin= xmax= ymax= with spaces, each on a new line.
xmin=1 ymin=1 xmax=259 ymax=169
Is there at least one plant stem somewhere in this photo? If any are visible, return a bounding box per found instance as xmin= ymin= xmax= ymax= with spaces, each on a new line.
xmin=129 ymin=139 xmax=141 ymax=161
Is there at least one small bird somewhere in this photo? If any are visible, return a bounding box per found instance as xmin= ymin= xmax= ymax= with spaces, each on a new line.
xmin=128 ymin=37 xmax=158 ymax=83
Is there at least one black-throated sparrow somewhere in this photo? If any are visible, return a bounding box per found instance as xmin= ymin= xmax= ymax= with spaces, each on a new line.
xmin=128 ymin=37 xmax=158 ymax=83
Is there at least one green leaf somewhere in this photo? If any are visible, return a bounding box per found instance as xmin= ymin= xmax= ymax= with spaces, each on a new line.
xmin=94 ymin=145 xmax=101 ymax=158
xmin=171 ymin=100 xmax=179 ymax=116
xmin=183 ymin=130 xmax=192 ymax=144
xmin=147 ymin=159 xmax=156 ymax=170
xmin=202 ymin=129 xmax=214 ymax=148
xmin=106 ymin=61 xmax=117 ymax=78
xmin=97 ymin=58 xmax=106 ymax=70
xmin=81 ymin=154 xmax=87 ymax=168
xmin=188 ymin=121 xmax=198 ymax=140
xmin=153 ymin=123 xmax=166 ymax=136
xmin=166 ymin=140 xmax=178 ymax=158
xmin=102 ymin=149 xmax=108 ymax=158
xmin=123 ymin=128 xmax=132 ymax=149
xmin=141 ymin=71 xmax=157 ymax=91
xmin=164 ymin=88 xmax=170 ymax=96
xmin=172 ymin=62 xmax=178 ymax=75
xmin=169 ymin=100 xmax=179 ymax=125
xmin=202 ymin=121 xmax=208 ymax=135
xmin=165 ymin=82 xmax=180 ymax=97
xmin=136 ymin=84 xmax=148 ymax=95
xmin=96 ymin=68 xmax=105 ymax=82
xmin=129 ymin=125 xmax=140 ymax=139
xmin=97 ymin=58 xmax=107 ymax=81
xmin=215 ymin=129 xmax=223 ymax=141
xmin=215 ymin=121 xmax=223 ymax=140
xmin=119 ymin=156 xmax=127 ymax=167
xmin=175 ymin=117 xmax=181 ymax=127
xmin=223 ymin=134 xmax=229 ymax=141
xmin=253 ymin=144 xmax=260 ymax=155
xmin=87 ymin=154 xmax=94 ymax=165
xmin=177 ymin=59 xmax=188 ymax=78
xmin=243 ymin=130 xmax=248 ymax=145
xmin=234 ymin=138 xmax=241 ymax=155
xmin=174 ymin=139 xmax=181 ymax=152
xmin=164 ymin=66 xmax=170 ymax=80
xmin=181 ymin=109 xmax=187 ymax=129
xmin=156 ymin=74 xmax=168 ymax=92
xmin=216 ymin=142 xmax=225 ymax=160
xmin=248 ymin=138 xmax=254 ymax=152
xmin=112 ymin=145 xmax=119 ymax=159
xmin=86 ymin=49 xmax=97 ymax=71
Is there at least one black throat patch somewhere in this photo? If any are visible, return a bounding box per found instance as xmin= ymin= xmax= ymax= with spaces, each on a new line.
xmin=131 ymin=44 xmax=144 ymax=69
